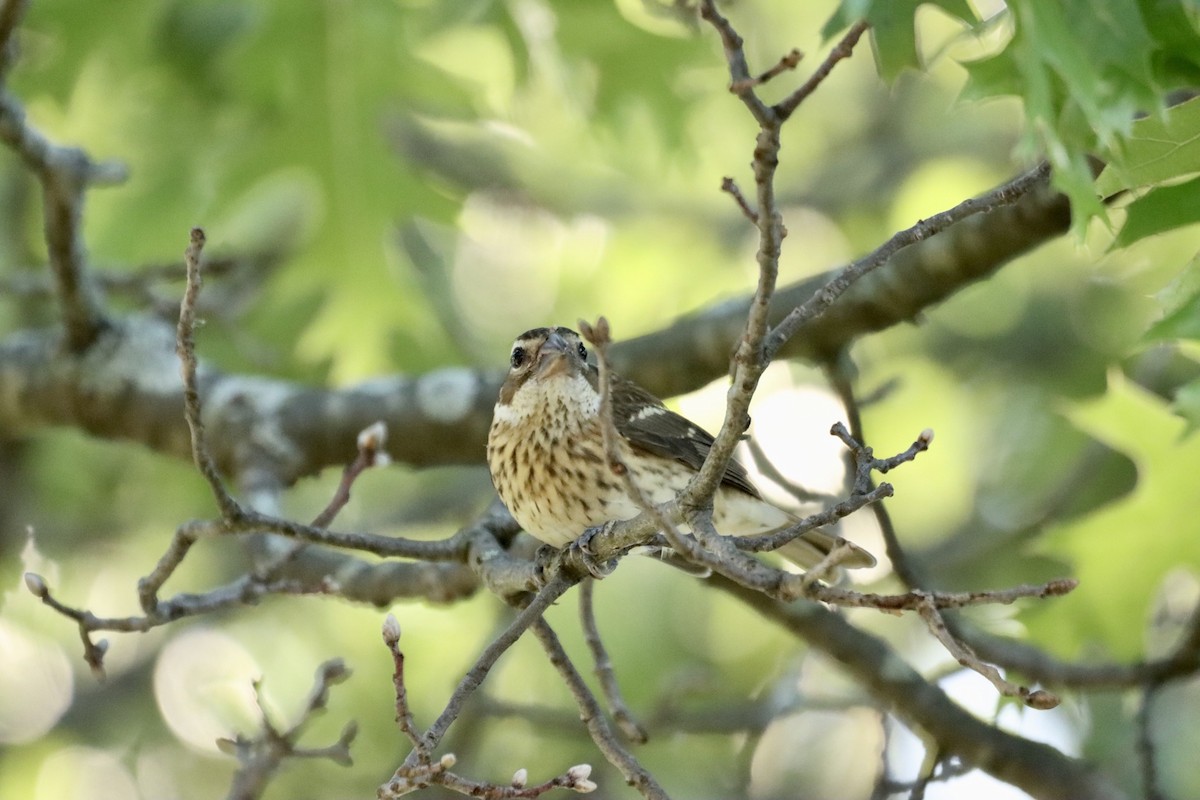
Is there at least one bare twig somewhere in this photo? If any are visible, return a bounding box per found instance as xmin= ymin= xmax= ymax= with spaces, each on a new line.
xmin=221 ymin=660 xmax=356 ymax=800
xmin=733 ymin=419 xmax=924 ymax=557
xmin=916 ymin=595 xmax=1060 ymax=709
xmin=29 ymin=489 xmax=508 ymax=676
xmin=688 ymin=0 xmax=851 ymax=526
xmin=403 ymin=575 xmax=574 ymax=764
xmin=729 ymin=47 xmax=803 ymax=93
xmin=28 ymin=557 xmax=348 ymax=676
xmin=136 ymin=519 xmax=219 ymax=611
xmin=527 ymin=616 xmax=668 ymax=799
xmin=775 ymin=21 xmax=870 ymax=120
xmin=732 ymin=481 xmax=893 ymax=554
xmin=872 ymin=756 xmax=973 ymax=800
xmin=382 ymin=614 xmax=424 ymax=750
xmin=801 ymin=577 xmax=1077 ymax=612
xmin=578 ymin=317 xmax=699 ymax=564
xmin=177 ymin=227 xmax=243 ymax=520
xmin=311 ymin=421 xmax=390 ymax=527
xmin=764 ymin=162 xmax=1053 ymax=362
xmin=380 ymin=579 xmax=608 ymax=799
xmin=380 ymin=755 xmax=599 ymax=799
xmin=825 ymin=359 xmax=929 ymax=587
xmin=579 ymin=579 xmax=648 ymax=743
xmin=714 ymin=575 xmax=1126 ymax=800
xmin=698 ymin=0 xmax=772 ymax=124
xmin=720 ymin=176 xmax=758 ymax=223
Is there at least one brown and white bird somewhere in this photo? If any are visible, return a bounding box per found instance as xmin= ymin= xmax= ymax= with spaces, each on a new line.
xmin=486 ymin=326 xmax=875 ymax=571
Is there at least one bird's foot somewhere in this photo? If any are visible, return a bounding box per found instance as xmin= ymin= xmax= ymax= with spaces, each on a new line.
xmin=531 ymin=543 xmax=559 ymax=585
xmin=570 ymin=522 xmax=618 ymax=579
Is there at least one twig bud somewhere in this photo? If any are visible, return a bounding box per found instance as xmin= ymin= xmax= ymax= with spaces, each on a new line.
xmin=439 ymin=753 xmax=457 ymax=769
xmin=566 ymin=764 xmax=592 ymax=781
xmin=1025 ymin=689 xmax=1060 ymax=710
xmin=358 ymin=420 xmax=388 ymax=452
xmin=23 ymin=572 xmax=48 ymax=598
xmin=511 ymin=768 xmax=528 ymax=788
xmin=382 ymin=613 xmax=402 ymax=646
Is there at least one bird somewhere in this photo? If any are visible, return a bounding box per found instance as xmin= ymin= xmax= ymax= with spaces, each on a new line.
xmin=486 ymin=325 xmax=875 ymax=572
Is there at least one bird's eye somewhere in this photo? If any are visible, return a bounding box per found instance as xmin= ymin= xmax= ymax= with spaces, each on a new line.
xmin=510 ymin=348 xmax=526 ymax=369
xmin=576 ymin=342 xmax=588 ymax=361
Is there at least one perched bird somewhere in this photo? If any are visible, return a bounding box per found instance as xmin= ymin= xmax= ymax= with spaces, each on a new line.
xmin=486 ymin=326 xmax=875 ymax=571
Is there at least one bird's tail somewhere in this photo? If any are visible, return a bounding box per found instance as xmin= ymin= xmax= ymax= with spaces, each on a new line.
xmin=775 ymin=528 xmax=877 ymax=571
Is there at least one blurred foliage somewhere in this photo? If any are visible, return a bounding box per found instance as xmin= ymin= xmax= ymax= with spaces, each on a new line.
xmin=2 ymin=1 xmax=1200 ymax=799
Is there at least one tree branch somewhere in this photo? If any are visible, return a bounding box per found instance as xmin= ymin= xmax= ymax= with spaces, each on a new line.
xmin=713 ymin=576 xmax=1126 ymax=800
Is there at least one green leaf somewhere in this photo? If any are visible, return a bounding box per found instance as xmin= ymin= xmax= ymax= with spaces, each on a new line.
xmin=1144 ymin=251 xmax=1200 ymax=340
xmin=960 ymin=49 xmax=1023 ymax=100
xmin=1114 ymin=175 xmax=1200 ymax=247
xmin=960 ymin=0 xmax=1187 ymax=233
xmin=1032 ymin=372 xmax=1200 ymax=657
xmin=1172 ymin=377 xmax=1200 ymax=435
xmin=821 ymin=0 xmax=977 ymax=80
xmin=1096 ymin=96 xmax=1200 ymax=197
xmin=820 ymin=0 xmax=873 ymax=40
xmin=1139 ymin=0 xmax=1200 ymax=87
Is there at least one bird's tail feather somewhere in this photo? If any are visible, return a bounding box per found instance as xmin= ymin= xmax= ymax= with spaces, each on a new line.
xmin=776 ymin=528 xmax=876 ymax=571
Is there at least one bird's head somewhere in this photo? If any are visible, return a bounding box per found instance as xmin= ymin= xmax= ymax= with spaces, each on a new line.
xmin=496 ymin=326 xmax=598 ymax=414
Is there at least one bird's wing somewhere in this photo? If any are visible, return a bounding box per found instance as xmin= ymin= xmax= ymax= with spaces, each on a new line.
xmin=609 ymin=375 xmax=762 ymax=499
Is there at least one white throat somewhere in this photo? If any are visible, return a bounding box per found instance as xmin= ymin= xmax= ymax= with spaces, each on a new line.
xmin=492 ymin=371 xmax=599 ymax=425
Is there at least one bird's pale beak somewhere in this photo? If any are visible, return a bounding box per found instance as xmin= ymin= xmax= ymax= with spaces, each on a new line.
xmin=536 ymin=331 xmax=575 ymax=377
xmin=542 ymin=331 xmax=570 ymax=354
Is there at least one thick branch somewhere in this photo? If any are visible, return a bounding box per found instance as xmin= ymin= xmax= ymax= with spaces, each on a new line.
xmin=611 ymin=167 xmax=1070 ymax=397
xmin=0 ymin=167 xmax=1073 ymax=480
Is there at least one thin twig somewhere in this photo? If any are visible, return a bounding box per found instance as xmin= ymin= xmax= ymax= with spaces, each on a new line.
xmin=732 ymin=482 xmax=893 ymax=553
xmin=686 ymin=0 xmax=815 ymax=527
xmin=222 ymin=660 xmax=355 ymax=800
xmin=825 ymin=359 xmax=930 ymax=588
xmin=730 ymin=47 xmax=803 ymax=93
xmin=177 ymin=227 xmax=243 ymax=520
xmin=137 ymin=518 xmax=218 ymax=612
xmin=764 ymin=162 xmax=1053 ymax=361
xmin=775 ymin=21 xmax=870 ymax=120
xmin=916 ymin=595 xmax=1059 ymax=709
xmin=382 ymin=614 xmax=424 ymax=750
xmin=311 ymin=421 xmax=390 ymax=528
xmin=697 ymin=0 xmax=772 ymax=124
xmin=578 ymin=317 xmax=698 ymax=563
xmin=798 ymin=577 xmax=1078 ymax=612
xmin=405 ymin=575 xmax=575 ymax=763
xmin=720 ymin=176 xmax=758 ymax=223
xmin=527 ymin=616 xmax=668 ymax=799
xmin=380 ymin=755 xmax=599 ymax=799
xmin=579 ymin=579 xmax=648 ymax=743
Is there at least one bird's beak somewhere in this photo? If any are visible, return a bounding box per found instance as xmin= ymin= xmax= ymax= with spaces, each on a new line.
xmin=536 ymin=331 xmax=575 ymax=377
